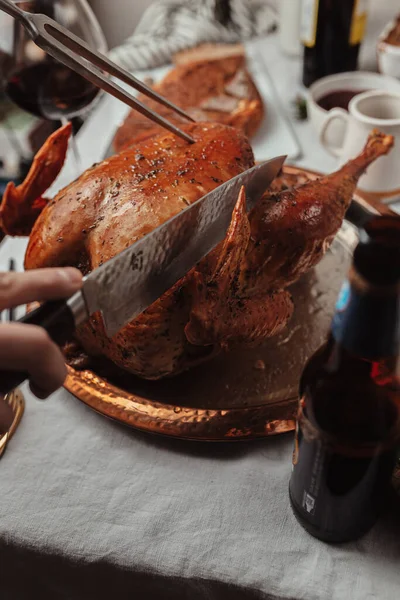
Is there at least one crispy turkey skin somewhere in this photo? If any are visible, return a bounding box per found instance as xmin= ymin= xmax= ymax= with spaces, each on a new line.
xmin=0 ymin=123 xmax=393 ymax=379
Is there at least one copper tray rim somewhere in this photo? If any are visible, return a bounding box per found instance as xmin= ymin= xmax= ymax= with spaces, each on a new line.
xmin=64 ymin=165 xmax=391 ymax=442
xmin=65 ymin=366 xmax=298 ymax=441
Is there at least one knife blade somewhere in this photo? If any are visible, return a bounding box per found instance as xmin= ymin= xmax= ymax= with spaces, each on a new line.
xmin=81 ymin=155 xmax=286 ymax=337
xmin=0 ymin=156 xmax=285 ymax=394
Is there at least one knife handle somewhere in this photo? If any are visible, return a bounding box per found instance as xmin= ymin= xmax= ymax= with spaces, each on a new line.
xmin=0 ymin=299 xmax=75 ymax=396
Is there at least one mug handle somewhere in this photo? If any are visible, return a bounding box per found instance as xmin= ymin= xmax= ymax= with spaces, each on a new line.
xmin=319 ymin=108 xmax=350 ymax=158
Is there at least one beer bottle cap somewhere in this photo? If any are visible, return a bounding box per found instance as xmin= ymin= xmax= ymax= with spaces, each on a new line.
xmin=354 ymin=216 xmax=400 ymax=286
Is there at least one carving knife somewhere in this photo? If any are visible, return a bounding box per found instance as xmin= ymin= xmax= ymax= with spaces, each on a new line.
xmin=0 ymin=156 xmax=286 ymax=394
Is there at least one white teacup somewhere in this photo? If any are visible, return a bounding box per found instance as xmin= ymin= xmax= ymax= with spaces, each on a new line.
xmin=308 ymin=72 xmax=400 ymax=150
xmin=320 ymin=90 xmax=400 ymax=193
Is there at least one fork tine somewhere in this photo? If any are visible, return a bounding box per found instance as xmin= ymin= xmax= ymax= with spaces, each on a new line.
xmin=36 ymin=28 xmax=195 ymax=144
xmin=43 ymin=20 xmax=195 ymax=124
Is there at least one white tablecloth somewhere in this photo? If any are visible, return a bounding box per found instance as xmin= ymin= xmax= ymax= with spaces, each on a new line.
xmin=2 ymin=388 xmax=400 ymax=600
xmin=1 ymin=2 xmax=400 ymax=599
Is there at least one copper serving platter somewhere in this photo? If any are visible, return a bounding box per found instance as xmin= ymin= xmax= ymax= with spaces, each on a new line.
xmin=64 ymin=166 xmax=383 ymax=441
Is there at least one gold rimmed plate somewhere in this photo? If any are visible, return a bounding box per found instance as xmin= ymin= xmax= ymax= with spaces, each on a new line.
xmin=0 ymin=389 xmax=25 ymax=458
xmin=64 ymin=166 xmax=383 ymax=441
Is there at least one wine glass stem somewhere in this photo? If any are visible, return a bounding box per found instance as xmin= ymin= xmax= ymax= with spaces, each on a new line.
xmin=61 ymin=117 xmax=81 ymax=175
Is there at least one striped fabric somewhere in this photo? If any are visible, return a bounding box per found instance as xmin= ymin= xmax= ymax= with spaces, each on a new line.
xmin=109 ymin=0 xmax=277 ymax=71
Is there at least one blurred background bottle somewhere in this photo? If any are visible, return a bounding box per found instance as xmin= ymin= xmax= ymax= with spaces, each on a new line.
xmin=279 ymin=0 xmax=302 ymax=56
xmin=301 ymin=0 xmax=369 ymax=88
xmin=289 ymin=216 xmax=400 ymax=543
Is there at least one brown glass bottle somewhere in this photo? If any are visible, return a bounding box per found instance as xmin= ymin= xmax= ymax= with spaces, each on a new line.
xmin=289 ymin=216 xmax=400 ymax=543
xmin=301 ymin=0 xmax=369 ymax=88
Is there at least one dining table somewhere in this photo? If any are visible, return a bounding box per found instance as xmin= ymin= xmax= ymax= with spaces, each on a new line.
xmin=1 ymin=2 xmax=400 ymax=599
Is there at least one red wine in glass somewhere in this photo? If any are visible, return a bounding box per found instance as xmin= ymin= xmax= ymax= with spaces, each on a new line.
xmin=5 ymin=61 xmax=98 ymax=120
xmin=5 ymin=59 xmax=99 ymax=170
xmin=1 ymin=0 xmax=107 ymax=174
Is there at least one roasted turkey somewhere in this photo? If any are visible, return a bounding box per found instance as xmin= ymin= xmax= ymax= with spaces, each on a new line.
xmin=0 ymin=123 xmax=393 ymax=379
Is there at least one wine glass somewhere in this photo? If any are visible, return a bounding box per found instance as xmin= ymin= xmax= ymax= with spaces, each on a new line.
xmin=0 ymin=0 xmax=107 ymax=172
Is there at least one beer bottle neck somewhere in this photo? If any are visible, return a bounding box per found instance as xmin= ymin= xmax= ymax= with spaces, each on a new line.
xmin=330 ymin=267 xmax=400 ymax=361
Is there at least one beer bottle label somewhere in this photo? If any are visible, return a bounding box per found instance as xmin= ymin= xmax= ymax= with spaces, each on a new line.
xmin=331 ymin=278 xmax=400 ymax=360
xmin=289 ymin=398 xmax=398 ymax=541
xmin=300 ymin=0 xmax=319 ymax=48
xmin=349 ymin=0 xmax=368 ymax=46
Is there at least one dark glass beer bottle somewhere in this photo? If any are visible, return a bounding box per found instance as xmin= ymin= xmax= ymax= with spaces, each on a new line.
xmin=289 ymin=216 xmax=400 ymax=543
xmin=301 ymin=0 xmax=369 ymax=88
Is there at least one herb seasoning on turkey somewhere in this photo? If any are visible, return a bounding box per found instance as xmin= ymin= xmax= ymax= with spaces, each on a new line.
xmin=0 ymin=122 xmax=393 ymax=379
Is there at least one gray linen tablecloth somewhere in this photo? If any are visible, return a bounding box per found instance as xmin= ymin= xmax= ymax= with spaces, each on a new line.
xmin=1 ymin=386 xmax=400 ymax=600
xmin=1 ymin=2 xmax=400 ymax=599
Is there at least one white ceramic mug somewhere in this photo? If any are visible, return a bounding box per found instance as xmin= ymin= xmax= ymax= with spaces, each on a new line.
xmin=320 ymin=90 xmax=400 ymax=193
xmin=307 ymin=72 xmax=400 ymax=151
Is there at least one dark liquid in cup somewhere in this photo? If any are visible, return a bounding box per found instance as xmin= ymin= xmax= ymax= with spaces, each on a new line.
xmin=317 ymin=89 xmax=366 ymax=112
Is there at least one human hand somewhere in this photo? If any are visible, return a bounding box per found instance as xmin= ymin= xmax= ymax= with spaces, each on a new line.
xmin=0 ymin=267 xmax=82 ymax=399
